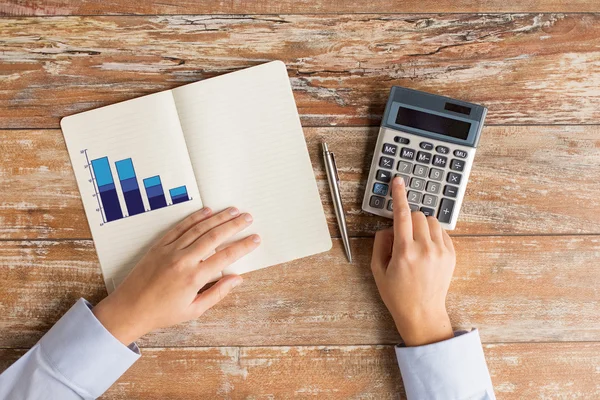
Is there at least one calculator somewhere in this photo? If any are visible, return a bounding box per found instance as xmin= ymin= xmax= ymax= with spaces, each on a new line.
xmin=362 ymin=86 xmax=487 ymax=230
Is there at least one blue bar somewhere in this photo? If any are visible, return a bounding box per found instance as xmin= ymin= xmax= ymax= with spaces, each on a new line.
xmin=169 ymin=185 xmax=190 ymax=205
xmin=90 ymin=157 xmax=123 ymax=222
xmin=143 ymin=176 xmax=167 ymax=210
xmin=115 ymin=158 xmax=144 ymax=216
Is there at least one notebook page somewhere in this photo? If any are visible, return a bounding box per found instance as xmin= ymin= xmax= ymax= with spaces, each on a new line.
xmin=61 ymin=91 xmax=202 ymax=292
xmin=172 ymin=61 xmax=332 ymax=277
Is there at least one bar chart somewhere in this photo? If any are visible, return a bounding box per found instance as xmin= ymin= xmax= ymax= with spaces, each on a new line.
xmin=84 ymin=150 xmax=191 ymax=224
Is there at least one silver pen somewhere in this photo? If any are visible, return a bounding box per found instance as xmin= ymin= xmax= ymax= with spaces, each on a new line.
xmin=322 ymin=142 xmax=352 ymax=263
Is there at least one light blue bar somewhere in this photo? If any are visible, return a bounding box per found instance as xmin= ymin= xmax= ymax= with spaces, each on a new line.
xmin=90 ymin=157 xmax=114 ymax=187
xmin=169 ymin=186 xmax=188 ymax=198
xmin=115 ymin=158 xmax=136 ymax=181
xmin=143 ymin=175 xmax=162 ymax=188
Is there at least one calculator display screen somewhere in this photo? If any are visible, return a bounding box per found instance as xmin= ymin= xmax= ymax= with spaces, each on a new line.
xmin=395 ymin=107 xmax=471 ymax=140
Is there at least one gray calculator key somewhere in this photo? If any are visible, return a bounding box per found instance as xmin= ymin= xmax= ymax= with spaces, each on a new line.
xmin=429 ymin=168 xmax=444 ymax=181
xmin=410 ymin=177 xmax=425 ymax=190
xmin=436 ymin=145 xmax=450 ymax=155
xmin=438 ymin=198 xmax=455 ymax=223
xmin=387 ymin=200 xmax=393 ymax=211
xmin=413 ymin=164 xmax=429 ymax=178
xmin=420 ymin=142 xmax=433 ymax=150
xmin=400 ymin=148 xmax=416 ymax=160
xmin=432 ymin=155 xmax=447 ymax=168
xmin=454 ymin=149 xmax=468 ymax=159
xmin=425 ymin=181 xmax=441 ymax=194
xmin=444 ymin=185 xmax=458 ymax=197
xmin=394 ymin=136 xmax=410 ymax=144
xmin=422 ymin=194 xmax=438 ymax=207
xmin=395 ymin=174 xmax=410 ymax=186
xmin=420 ymin=207 xmax=435 ymax=217
xmin=447 ymin=172 xmax=462 ymax=185
xmin=450 ymin=159 xmax=465 ymax=172
xmin=416 ymin=151 xmax=432 ymax=164
xmin=397 ymin=161 xmax=412 ymax=174
xmin=373 ymin=183 xmax=389 ymax=196
xmin=370 ymin=195 xmax=385 ymax=209
xmin=379 ymin=156 xmax=394 ymax=169
xmin=382 ymin=143 xmax=397 ymax=156
xmin=407 ymin=191 xmax=422 ymax=203
xmin=409 ymin=204 xmax=419 ymax=212
xmin=376 ymin=169 xmax=392 ymax=183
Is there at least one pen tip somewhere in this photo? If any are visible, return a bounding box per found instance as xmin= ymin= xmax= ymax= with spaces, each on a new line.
xmin=322 ymin=142 xmax=328 ymax=152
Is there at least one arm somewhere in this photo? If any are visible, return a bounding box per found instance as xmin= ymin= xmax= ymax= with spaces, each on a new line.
xmin=0 ymin=207 xmax=260 ymax=399
xmin=371 ymin=177 xmax=495 ymax=400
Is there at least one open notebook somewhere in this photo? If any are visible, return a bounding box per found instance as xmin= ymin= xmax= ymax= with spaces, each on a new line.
xmin=61 ymin=61 xmax=332 ymax=293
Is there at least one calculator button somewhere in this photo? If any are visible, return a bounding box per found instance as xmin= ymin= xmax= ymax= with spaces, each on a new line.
xmin=443 ymin=185 xmax=459 ymax=198
xmin=394 ymin=136 xmax=410 ymax=144
xmin=454 ymin=149 xmax=468 ymax=159
xmin=438 ymin=198 xmax=455 ymax=223
xmin=447 ymin=172 xmax=462 ymax=185
xmin=376 ymin=169 xmax=392 ymax=183
xmin=419 ymin=142 xmax=434 ymax=150
xmin=416 ymin=151 xmax=432 ymax=164
xmin=429 ymin=168 xmax=444 ymax=181
xmin=409 ymin=204 xmax=419 ymax=212
xmin=420 ymin=207 xmax=436 ymax=217
xmin=425 ymin=181 xmax=441 ymax=194
xmin=410 ymin=177 xmax=425 ymax=190
xmin=373 ymin=183 xmax=389 ymax=196
xmin=432 ymin=155 xmax=448 ymax=168
xmin=387 ymin=200 xmax=393 ymax=211
xmin=413 ymin=164 xmax=429 ymax=178
xmin=379 ymin=156 xmax=394 ymax=169
xmin=382 ymin=143 xmax=398 ymax=156
xmin=450 ymin=159 xmax=465 ymax=172
xmin=407 ymin=191 xmax=422 ymax=203
xmin=436 ymin=145 xmax=450 ymax=154
xmin=400 ymin=148 xmax=416 ymax=160
xmin=369 ymin=195 xmax=385 ymax=209
xmin=422 ymin=194 xmax=438 ymax=207
xmin=395 ymin=174 xmax=410 ymax=187
xmin=397 ymin=161 xmax=412 ymax=174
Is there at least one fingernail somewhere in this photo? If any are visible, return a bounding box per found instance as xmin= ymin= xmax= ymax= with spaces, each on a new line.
xmin=229 ymin=207 xmax=239 ymax=216
xmin=394 ymin=177 xmax=404 ymax=186
xmin=232 ymin=277 xmax=243 ymax=288
xmin=251 ymin=234 xmax=261 ymax=243
xmin=244 ymin=213 xmax=253 ymax=223
xmin=201 ymin=207 xmax=211 ymax=215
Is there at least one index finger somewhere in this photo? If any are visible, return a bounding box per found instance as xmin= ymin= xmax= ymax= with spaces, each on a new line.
xmin=391 ymin=176 xmax=413 ymax=244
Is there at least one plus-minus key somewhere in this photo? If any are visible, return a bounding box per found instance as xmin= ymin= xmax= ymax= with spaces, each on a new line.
xmin=437 ymin=198 xmax=455 ymax=224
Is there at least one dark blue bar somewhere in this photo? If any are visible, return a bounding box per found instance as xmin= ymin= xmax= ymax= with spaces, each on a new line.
xmin=98 ymin=187 xmax=123 ymax=222
xmin=143 ymin=176 xmax=167 ymax=210
xmin=91 ymin=157 xmax=123 ymax=222
xmin=115 ymin=158 xmax=145 ymax=217
xmin=169 ymin=186 xmax=190 ymax=205
xmin=171 ymin=194 xmax=189 ymax=204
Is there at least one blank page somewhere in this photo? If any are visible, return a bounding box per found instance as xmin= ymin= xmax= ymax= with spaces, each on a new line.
xmin=173 ymin=61 xmax=331 ymax=277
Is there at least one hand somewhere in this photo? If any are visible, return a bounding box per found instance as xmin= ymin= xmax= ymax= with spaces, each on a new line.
xmin=371 ymin=177 xmax=456 ymax=346
xmin=92 ymin=207 xmax=260 ymax=345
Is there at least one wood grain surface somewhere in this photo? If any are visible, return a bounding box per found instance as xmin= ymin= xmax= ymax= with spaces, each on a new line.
xmin=2 ymin=125 xmax=599 ymax=239
xmin=2 ymin=14 xmax=600 ymax=128
xmin=2 ymin=342 xmax=599 ymax=399
xmin=2 ymin=236 xmax=599 ymax=348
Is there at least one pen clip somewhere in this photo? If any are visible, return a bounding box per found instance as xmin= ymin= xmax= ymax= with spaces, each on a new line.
xmin=330 ymin=152 xmax=340 ymax=184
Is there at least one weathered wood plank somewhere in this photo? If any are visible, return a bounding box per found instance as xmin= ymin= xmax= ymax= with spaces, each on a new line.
xmin=1 ymin=14 xmax=600 ymax=127
xmin=1 ymin=236 xmax=599 ymax=348
xmin=2 ymin=126 xmax=599 ymax=239
xmin=2 ymin=342 xmax=599 ymax=399
xmin=2 ymin=0 xmax=600 ymax=16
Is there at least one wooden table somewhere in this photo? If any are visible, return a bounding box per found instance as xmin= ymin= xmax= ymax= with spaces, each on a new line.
xmin=1 ymin=1 xmax=600 ymax=398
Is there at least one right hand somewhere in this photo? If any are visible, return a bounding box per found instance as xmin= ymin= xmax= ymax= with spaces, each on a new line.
xmin=371 ymin=177 xmax=456 ymax=346
xmin=92 ymin=207 xmax=261 ymax=345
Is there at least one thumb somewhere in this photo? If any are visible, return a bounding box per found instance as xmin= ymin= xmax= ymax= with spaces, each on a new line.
xmin=191 ymin=275 xmax=243 ymax=317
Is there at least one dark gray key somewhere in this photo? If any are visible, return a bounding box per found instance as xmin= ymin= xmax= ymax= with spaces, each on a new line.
xmin=438 ymin=198 xmax=455 ymax=223
xmin=450 ymin=159 xmax=465 ymax=172
xmin=426 ymin=181 xmax=441 ymax=194
xmin=447 ymin=172 xmax=462 ymax=185
xmin=387 ymin=200 xmax=393 ymax=211
xmin=416 ymin=151 xmax=432 ymax=164
xmin=382 ymin=143 xmax=397 ymax=156
xmin=373 ymin=183 xmax=389 ymax=196
xmin=429 ymin=168 xmax=444 ymax=181
xmin=436 ymin=145 xmax=450 ymax=154
xmin=400 ymin=147 xmax=416 ymax=160
xmin=420 ymin=207 xmax=435 ymax=217
xmin=409 ymin=204 xmax=419 ymax=211
xmin=443 ymin=185 xmax=459 ymax=198
xmin=413 ymin=164 xmax=429 ymax=178
xmin=454 ymin=149 xmax=468 ymax=158
xmin=395 ymin=174 xmax=410 ymax=186
xmin=397 ymin=161 xmax=412 ymax=174
xmin=394 ymin=136 xmax=410 ymax=144
xmin=376 ymin=169 xmax=392 ymax=183
xmin=370 ymin=195 xmax=385 ymax=209
xmin=422 ymin=194 xmax=438 ymax=207
xmin=432 ymin=155 xmax=448 ymax=168
xmin=407 ymin=191 xmax=422 ymax=203
xmin=420 ymin=142 xmax=433 ymax=150
xmin=379 ymin=156 xmax=394 ymax=169
xmin=410 ymin=177 xmax=425 ymax=190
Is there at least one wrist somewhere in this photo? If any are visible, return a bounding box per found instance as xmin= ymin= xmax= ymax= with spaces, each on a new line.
xmin=92 ymin=296 xmax=146 ymax=346
xmin=394 ymin=308 xmax=454 ymax=347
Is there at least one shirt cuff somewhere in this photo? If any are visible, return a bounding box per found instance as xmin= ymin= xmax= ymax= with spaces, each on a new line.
xmin=39 ymin=298 xmax=141 ymax=398
xmin=395 ymin=329 xmax=495 ymax=400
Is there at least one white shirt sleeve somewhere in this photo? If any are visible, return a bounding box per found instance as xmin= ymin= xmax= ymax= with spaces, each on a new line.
xmin=0 ymin=298 xmax=140 ymax=400
xmin=395 ymin=329 xmax=495 ymax=400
